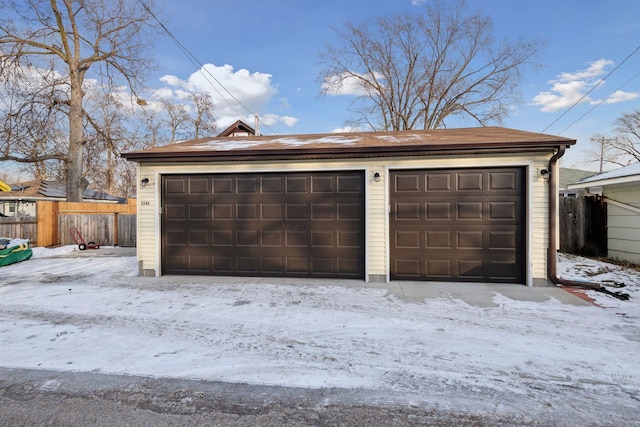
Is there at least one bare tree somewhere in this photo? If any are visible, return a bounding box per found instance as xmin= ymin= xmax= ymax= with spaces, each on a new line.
xmin=161 ymin=100 xmax=190 ymax=143
xmin=585 ymin=134 xmax=625 ymax=173
xmin=0 ymin=64 xmax=68 ymax=177
xmin=611 ymin=109 xmax=640 ymax=164
xmin=0 ymin=0 xmax=158 ymax=201
xmin=189 ymin=91 xmax=217 ymax=139
xmin=318 ymin=0 xmax=543 ymax=131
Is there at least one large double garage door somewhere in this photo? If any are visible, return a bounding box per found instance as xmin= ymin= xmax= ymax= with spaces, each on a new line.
xmin=162 ymin=167 xmax=525 ymax=283
xmin=390 ymin=168 xmax=525 ymax=283
xmin=162 ymin=171 xmax=365 ymax=278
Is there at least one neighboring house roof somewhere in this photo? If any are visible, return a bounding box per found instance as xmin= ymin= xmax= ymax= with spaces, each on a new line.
xmin=123 ymin=126 xmax=576 ymax=163
xmin=0 ymin=180 xmax=124 ymax=203
xmin=567 ymin=162 xmax=640 ymax=189
xmin=559 ymin=168 xmax=598 ymax=189
xmin=217 ymin=120 xmax=256 ymax=137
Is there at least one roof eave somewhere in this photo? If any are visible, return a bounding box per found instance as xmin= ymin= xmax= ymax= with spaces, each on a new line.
xmin=123 ymin=141 xmax=573 ymax=163
xmin=567 ymin=174 xmax=640 ymax=190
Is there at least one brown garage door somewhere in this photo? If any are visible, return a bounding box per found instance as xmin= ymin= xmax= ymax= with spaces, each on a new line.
xmin=162 ymin=171 xmax=364 ymax=278
xmin=390 ymin=168 xmax=525 ymax=283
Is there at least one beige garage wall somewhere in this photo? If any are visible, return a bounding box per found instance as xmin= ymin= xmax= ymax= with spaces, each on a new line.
xmin=135 ymin=152 xmax=552 ymax=285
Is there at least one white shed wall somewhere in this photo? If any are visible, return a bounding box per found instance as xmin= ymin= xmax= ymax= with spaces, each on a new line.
xmin=605 ymin=183 xmax=640 ymax=263
xmin=135 ymin=152 xmax=553 ymax=285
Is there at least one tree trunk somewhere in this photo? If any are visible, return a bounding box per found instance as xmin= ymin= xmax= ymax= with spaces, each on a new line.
xmin=66 ymin=73 xmax=86 ymax=202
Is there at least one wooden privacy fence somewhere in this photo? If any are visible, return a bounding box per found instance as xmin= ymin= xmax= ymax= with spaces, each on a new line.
xmin=0 ymin=216 xmax=37 ymax=242
xmin=58 ymin=213 xmax=136 ymax=247
xmin=8 ymin=200 xmax=139 ymax=247
xmin=559 ymin=196 xmax=607 ymax=257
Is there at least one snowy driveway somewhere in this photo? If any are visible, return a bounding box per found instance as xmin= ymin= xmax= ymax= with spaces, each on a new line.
xmin=1 ymin=246 xmax=639 ymax=425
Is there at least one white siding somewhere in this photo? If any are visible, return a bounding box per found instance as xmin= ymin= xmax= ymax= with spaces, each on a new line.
xmin=136 ymin=152 xmax=554 ymax=284
xmin=605 ymin=183 xmax=640 ymax=263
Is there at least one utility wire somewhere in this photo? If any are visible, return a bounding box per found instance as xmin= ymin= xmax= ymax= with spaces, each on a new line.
xmin=558 ymin=69 xmax=640 ymax=135
xmin=541 ymin=44 xmax=640 ymax=133
xmin=136 ymin=0 xmax=276 ymax=135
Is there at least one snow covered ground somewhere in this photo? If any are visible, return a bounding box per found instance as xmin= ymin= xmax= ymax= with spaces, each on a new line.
xmin=1 ymin=246 xmax=639 ymax=425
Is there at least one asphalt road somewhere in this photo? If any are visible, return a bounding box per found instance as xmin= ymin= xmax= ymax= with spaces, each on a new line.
xmin=0 ymin=367 xmax=546 ymax=427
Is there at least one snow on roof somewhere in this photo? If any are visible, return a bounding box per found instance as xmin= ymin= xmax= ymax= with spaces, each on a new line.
xmin=571 ymin=162 xmax=640 ymax=187
xmin=187 ymin=135 xmax=362 ymax=151
xmin=123 ymin=127 xmax=576 ymax=163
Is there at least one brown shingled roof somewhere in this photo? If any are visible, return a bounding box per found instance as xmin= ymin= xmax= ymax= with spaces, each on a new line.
xmin=123 ymin=126 xmax=576 ymax=163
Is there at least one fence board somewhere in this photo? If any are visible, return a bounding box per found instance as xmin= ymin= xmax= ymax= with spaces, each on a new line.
xmin=59 ymin=214 xmax=114 ymax=246
xmin=559 ymin=196 xmax=607 ymax=257
xmin=117 ymin=214 xmax=137 ymax=247
xmin=0 ymin=217 xmax=38 ymax=244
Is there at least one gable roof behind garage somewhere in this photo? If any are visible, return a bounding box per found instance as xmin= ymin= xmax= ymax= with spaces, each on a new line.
xmin=123 ymin=126 xmax=576 ymax=163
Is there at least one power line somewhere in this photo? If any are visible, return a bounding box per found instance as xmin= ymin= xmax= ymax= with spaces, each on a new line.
xmin=558 ymin=69 xmax=640 ymax=135
xmin=541 ymin=44 xmax=640 ymax=133
xmin=136 ymin=0 xmax=276 ymax=135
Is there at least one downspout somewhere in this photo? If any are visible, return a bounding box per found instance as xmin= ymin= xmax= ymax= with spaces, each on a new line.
xmin=546 ymin=146 xmax=625 ymax=295
xmin=547 ymin=145 xmax=565 ymax=284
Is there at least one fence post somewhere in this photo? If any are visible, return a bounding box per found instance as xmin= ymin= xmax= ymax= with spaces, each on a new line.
xmin=114 ymin=212 xmax=119 ymax=246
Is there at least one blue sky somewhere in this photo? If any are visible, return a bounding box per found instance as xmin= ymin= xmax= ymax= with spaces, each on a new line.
xmin=149 ymin=0 xmax=640 ymax=170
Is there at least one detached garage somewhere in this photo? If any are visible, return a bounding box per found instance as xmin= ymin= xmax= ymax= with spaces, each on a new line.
xmin=123 ymin=127 xmax=575 ymax=286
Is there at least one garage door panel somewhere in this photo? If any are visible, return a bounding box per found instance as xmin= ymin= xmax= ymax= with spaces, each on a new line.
xmin=286 ymin=176 xmax=308 ymax=193
xmin=425 ymin=173 xmax=451 ymax=191
xmin=457 ymin=172 xmax=483 ymax=191
xmin=212 ymin=229 xmax=233 ymax=246
xmin=165 ymin=204 xmax=187 ymax=220
xmin=213 ymin=177 xmax=234 ymax=193
xmin=188 ymin=204 xmax=210 ymax=220
xmin=337 ymin=258 xmax=361 ymax=275
xmin=457 ymin=202 xmax=483 ymax=219
xmin=311 ymin=230 xmax=334 ymax=247
xmin=337 ymin=175 xmax=361 ymax=192
xmin=165 ymin=178 xmax=187 ymax=194
xmin=189 ymin=178 xmax=210 ymax=194
xmin=395 ymin=174 xmax=421 ymax=192
xmin=426 ymin=231 xmax=451 ymax=249
xmin=396 ymin=230 xmax=421 ymax=248
xmin=490 ymin=202 xmax=518 ymax=220
xmin=311 ymin=176 xmax=334 ymax=193
xmin=458 ymin=259 xmax=484 ymax=279
xmin=312 ymin=258 xmax=334 ymax=275
xmin=237 ymin=257 xmax=258 ymax=273
xmin=426 ymin=202 xmax=451 ymax=219
xmin=238 ymin=177 xmax=259 ymax=193
xmin=262 ymin=177 xmax=283 ymax=193
xmin=426 ymin=259 xmax=452 ymax=278
xmin=391 ymin=168 xmax=524 ymax=283
xmin=162 ymin=172 xmax=364 ymax=278
xmin=489 ymin=171 xmax=518 ymax=190
xmin=261 ymin=204 xmax=283 ymax=220
xmin=395 ymin=202 xmax=421 ymax=220
xmin=189 ymin=230 xmax=210 ymax=246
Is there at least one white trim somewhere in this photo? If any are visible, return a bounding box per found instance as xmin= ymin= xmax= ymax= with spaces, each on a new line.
xmin=155 ymin=171 xmax=162 ymax=277
xmin=384 ymin=166 xmax=391 ymax=283
xmin=526 ymin=163 xmax=534 ymax=287
xmin=364 ymin=167 xmax=370 ymax=283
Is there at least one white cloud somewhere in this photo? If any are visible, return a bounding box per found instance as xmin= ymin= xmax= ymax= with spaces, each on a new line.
xmin=280 ymin=115 xmax=299 ymax=127
xmin=557 ymin=58 xmax=613 ymax=81
xmin=531 ymin=59 xmax=614 ymax=112
xmin=591 ymin=90 xmax=640 ymax=105
xmin=158 ymin=63 xmax=298 ymax=132
xmin=322 ymin=72 xmax=377 ymax=97
xmin=332 ymin=126 xmax=361 ymax=133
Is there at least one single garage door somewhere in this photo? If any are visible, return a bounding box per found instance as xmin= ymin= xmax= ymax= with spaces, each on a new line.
xmin=162 ymin=171 xmax=365 ymax=278
xmin=390 ymin=168 xmax=525 ymax=283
